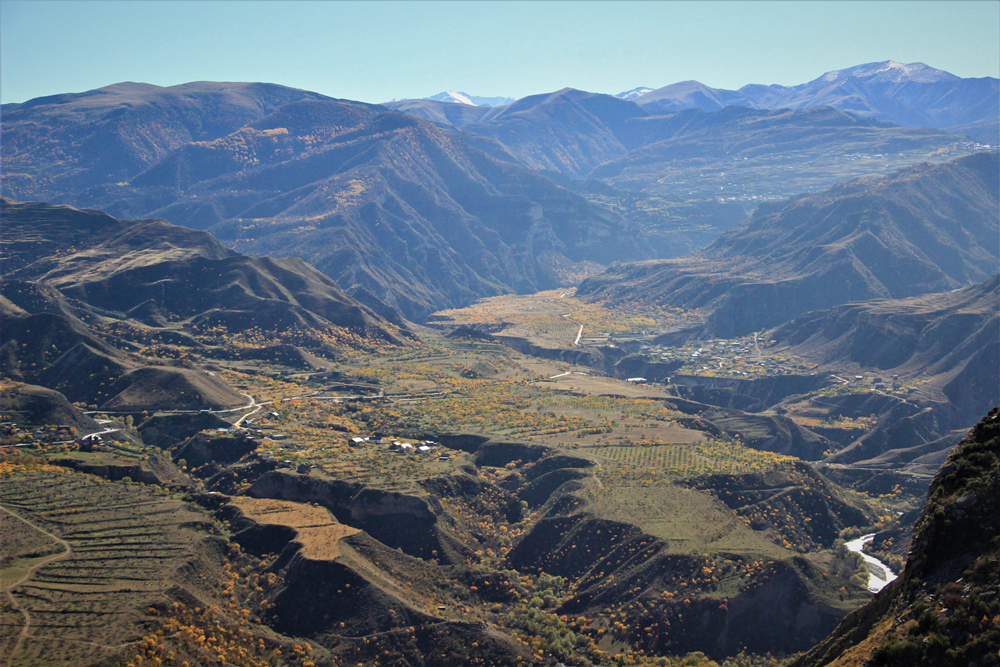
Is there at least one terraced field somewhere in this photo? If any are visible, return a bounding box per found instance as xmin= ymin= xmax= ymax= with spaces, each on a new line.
xmin=0 ymin=469 xmax=221 ymax=667
xmin=589 ymin=440 xmax=798 ymax=477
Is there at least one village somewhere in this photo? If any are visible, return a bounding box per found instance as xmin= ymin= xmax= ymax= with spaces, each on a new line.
xmin=617 ymin=335 xmax=922 ymax=398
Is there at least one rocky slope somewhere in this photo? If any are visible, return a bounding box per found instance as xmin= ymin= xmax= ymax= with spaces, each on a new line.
xmin=792 ymin=405 xmax=1000 ymax=667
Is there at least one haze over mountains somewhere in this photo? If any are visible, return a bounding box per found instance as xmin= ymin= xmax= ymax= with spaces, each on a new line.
xmin=578 ymin=152 xmax=1000 ymax=338
xmin=633 ymin=61 xmax=999 ymax=140
xmin=3 ymin=61 xmax=994 ymax=325
xmin=383 ymin=87 xmax=976 ymax=193
xmin=2 ymin=83 xmax=649 ymax=321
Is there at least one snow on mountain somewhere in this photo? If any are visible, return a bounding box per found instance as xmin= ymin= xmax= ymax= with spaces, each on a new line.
xmin=816 ymin=61 xmax=959 ymax=84
xmin=425 ymin=92 xmax=515 ymax=107
xmin=427 ymin=91 xmax=476 ymax=105
xmin=615 ymin=87 xmax=654 ymax=100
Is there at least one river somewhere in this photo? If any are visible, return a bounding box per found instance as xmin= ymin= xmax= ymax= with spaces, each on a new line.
xmin=846 ymin=533 xmax=898 ymax=593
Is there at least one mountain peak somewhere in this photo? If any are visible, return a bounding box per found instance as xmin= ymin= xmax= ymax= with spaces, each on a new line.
xmin=815 ymin=60 xmax=960 ymax=84
xmin=426 ymin=91 xmax=476 ymax=106
xmin=425 ymin=91 xmax=515 ymax=107
xmin=615 ymin=86 xmax=654 ymax=100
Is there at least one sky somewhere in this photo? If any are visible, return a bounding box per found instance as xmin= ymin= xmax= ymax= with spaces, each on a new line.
xmin=2 ymin=0 xmax=999 ymax=105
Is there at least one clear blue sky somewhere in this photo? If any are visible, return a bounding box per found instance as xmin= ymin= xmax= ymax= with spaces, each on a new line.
xmin=2 ymin=0 xmax=998 ymax=104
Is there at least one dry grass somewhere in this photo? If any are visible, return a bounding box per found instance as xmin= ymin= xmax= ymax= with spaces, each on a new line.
xmin=229 ymin=497 xmax=359 ymax=560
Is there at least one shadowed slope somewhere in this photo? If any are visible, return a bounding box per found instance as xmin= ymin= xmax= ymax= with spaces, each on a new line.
xmin=1 ymin=198 xmax=400 ymax=337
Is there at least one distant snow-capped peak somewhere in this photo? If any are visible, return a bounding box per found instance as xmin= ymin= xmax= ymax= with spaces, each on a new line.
xmin=616 ymin=87 xmax=654 ymax=100
xmin=427 ymin=91 xmax=476 ymax=105
xmin=425 ymin=92 xmax=515 ymax=107
xmin=818 ymin=61 xmax=959 ymax=84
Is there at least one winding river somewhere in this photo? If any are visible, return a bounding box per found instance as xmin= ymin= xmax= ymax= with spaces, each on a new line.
xmin=846 ymin=533 xmax=898 ymax=593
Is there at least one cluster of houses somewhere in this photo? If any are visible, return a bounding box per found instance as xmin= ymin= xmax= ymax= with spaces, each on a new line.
xmin=845 ymin=374 xmax=910 ymax=392
xmin=1 ymin=422 xmax=78 ymax=446
xmin=349 ymin=436 xmax=448 ymax=459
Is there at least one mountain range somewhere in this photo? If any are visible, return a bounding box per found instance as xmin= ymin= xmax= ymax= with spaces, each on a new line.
xmin=1 ymin=83 xmax=649 ymax=321
xmin=577 ymin=152 xmax=1000 ymax=338
xmin=384 ymin=87 xmax=975 ymax=189
xmin=633 ymin=61 xmax=999 ymax=144
xmin=4 ymin=69 xmax=992 ymax=325
xmin=3 ymin=64 xmax=1000 ymax=667
xmin=395 ymin=62 xmax=998 ymax=144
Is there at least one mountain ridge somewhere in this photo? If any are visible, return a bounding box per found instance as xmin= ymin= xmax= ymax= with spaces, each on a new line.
xmin=634 ymin=60 xmax=999 ymax=142
xmin=576 ymin=152 xmax=1000 ymax=338
xmin=2 ymin=86 xmax=651 ymax=321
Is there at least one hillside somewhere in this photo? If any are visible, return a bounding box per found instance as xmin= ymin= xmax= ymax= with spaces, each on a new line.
xmin=635 ymin=61 xmax=1000 ymax=143
xmin=1 ymin=198 xmax=406 ymax=411
xmin=2 ymin=84 xmax=650 ymax=321
xmin=0 ymin=381 xmax=99 ymax=433
xmin=772 ymin=277 xmax=999 ymax=463
xmin=577 ymin=152 xmax=1000 ymax=339
xmin=792 ymin=405 xmax=1000 ymax=667
xmin=1 ymin=81 xmax=333 ymax=200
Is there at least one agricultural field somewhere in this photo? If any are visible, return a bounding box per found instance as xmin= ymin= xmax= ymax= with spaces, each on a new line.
xmin=579 ymin=478 xmax=787 ymax=557
xmin=430 ymin=289 xmax=700 ymax=349
xmin=0 ymin=467 xmax=223 ymax=667
xmin=587 ymin=440 xmax=798 ymax=478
